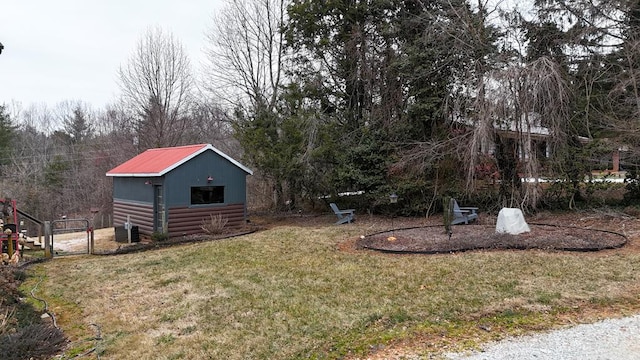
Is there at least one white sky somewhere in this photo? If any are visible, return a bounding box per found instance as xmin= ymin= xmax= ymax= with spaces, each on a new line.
xmin=0 ymin=0 xmax=223 ymax=111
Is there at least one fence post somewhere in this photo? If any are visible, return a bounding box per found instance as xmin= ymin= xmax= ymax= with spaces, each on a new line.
xmin=44 ymin=221 xmax=52 ymax=259
xmin=90 ymin=227 xmax=95 ymax=254
xmin=126 ymin=215 xmax=132 ymax=243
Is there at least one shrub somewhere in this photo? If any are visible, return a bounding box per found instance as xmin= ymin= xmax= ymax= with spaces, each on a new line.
xmin=624 ymin=168 xmax=640 ymax=205
xmin=0 ymin=324 xmax=67 ymax=360
xmin=151 ymin=232 xmax=169 ymax=242
xmin=200 ymin=214 xmax=228 ymax=235
xmin=0 ymin=267 xmax=67 ymax=360
xmin=623 ymin=205 xmax=640 ymax=217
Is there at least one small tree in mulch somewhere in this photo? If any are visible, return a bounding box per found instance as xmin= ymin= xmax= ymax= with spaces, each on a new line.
xmin=442 ymin=196 xmax=454 ymax=240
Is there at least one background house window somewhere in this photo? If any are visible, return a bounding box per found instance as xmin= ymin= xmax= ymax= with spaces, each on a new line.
xmin=533 ymin=140 xmax=550 ymax=159
xmin=191 ymin=186 xmax=224 ymax=204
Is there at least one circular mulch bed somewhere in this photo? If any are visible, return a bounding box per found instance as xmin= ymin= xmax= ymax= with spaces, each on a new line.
xmin=357 ymin=223 xmax=628 ymax=253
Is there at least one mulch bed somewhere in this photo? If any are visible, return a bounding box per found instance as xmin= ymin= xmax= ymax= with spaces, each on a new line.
xmin=357 ymin=223 xmax=628 ymax=253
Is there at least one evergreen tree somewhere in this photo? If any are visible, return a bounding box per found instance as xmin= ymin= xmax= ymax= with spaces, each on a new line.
xmin=62 ymin=106 xmax=93 ymax=145
xmin=286 ymin=0 xmax=399 ymax=203
xmin=284 ymin=0 xmax=502 ymax=211
xmin=0 ymin=106 xmax=16 ymax=169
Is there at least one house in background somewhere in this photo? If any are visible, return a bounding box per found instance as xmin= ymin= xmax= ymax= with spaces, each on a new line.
xmin=476 ymin=113 xmax=554 ymax=163
xmin=470 ymin=113 xmax=595 ymax=169
xmin=106 ymin=144 xmax=253 ymax=237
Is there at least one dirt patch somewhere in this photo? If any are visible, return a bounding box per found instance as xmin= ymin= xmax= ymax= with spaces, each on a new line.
xmin=39 ymin=223 xmax=265 ymax=256
xmin=357 ymin=224 xmax=627 ymax=253
xmin=46 ymin=228 xmax=120 ymax=254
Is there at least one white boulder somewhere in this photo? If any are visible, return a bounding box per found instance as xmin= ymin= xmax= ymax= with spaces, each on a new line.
xmin=496 ymin=208 xmax=530 ymax=235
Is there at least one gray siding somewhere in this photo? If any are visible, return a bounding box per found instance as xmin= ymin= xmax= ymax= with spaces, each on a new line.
xmin=163 ymin=151 xmax=248 ymax=207
xmin=113 ymin=200 xmax=154 ymax=235
xmin=113 ymin=177 xmax=158 ymax=203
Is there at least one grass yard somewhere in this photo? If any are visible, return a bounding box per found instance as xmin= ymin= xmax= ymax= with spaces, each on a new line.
xmin=21 ymin=212 xmax=640 ymax=359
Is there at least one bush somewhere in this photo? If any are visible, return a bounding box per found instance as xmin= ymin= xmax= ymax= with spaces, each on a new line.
xmin=623 ymin=205 xmax=640 ymax=217
xmin=0 ymin=267 xmax=67 ymax=360
xmin=200 ymin=214 xmax=229 ymax=235
xmin=151 ymin=231 xmax=169 ymax=241
xmin=624 ymin=169 xmax=640 ymax=205
xmin=0 ymin=324 xmax=67 ymax=360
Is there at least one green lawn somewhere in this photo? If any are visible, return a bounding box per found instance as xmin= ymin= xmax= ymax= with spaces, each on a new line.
xmin=23 ymin=217 xmax=640 ymax=359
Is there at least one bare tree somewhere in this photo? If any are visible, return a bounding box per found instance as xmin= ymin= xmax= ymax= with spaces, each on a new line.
xmin=95 ymin=103 xmax=138 ymax=159
xmin=532 ymin=0 xmax=640 ymax=164
xmin=478 ymin=57 xmax=571 ymax=209
xmin=205 ymin=0 xmax=296 ymax=209
xmin=185 ymin=99 xmax=241 ymax=156
xmin=118 ymin=27 xmax=194 ymax=150
xmin=204 ymin=0 xmax=288 ymax=112
xmin=3 ymin=104 xmax=59 ymax=222
xmin=428 ymin=2 xmax=574 ymax=211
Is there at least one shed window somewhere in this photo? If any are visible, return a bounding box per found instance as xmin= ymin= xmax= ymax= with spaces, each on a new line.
xmin=191 ymin=186 xmax=224 ymax=205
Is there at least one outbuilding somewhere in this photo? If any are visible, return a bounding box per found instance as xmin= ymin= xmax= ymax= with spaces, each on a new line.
xmin=106 ymin=144 xmax=253 ymax=237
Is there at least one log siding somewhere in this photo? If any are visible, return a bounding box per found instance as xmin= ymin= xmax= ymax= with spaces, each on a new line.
xmin=167 ymin=203 xmax=245 ymax=236
xmin=113 ymin=200 xmax=154 ymax=235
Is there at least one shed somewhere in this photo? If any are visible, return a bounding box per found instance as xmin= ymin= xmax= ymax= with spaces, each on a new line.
xmin=106 ymin=144 xmax=253 ymax=237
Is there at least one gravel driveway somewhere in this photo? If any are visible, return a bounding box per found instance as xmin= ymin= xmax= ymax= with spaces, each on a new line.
xmin=443 ymin=314 xmax=640 ymax=359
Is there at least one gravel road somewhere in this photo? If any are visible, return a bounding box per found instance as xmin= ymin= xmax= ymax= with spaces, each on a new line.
xmin=443 ymin=314 xmax=640 ymax=359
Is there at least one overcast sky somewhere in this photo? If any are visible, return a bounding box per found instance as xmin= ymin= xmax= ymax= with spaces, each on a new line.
xmin=0 ymin=0 xmax=223 ymax=111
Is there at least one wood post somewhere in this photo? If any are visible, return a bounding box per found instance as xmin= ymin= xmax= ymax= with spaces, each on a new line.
xmin=44 ymin=221 xmax=52 ymax=258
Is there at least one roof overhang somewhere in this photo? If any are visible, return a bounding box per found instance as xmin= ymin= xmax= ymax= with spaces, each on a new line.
xmin=106 ymin=144 xmax=253 ymax=177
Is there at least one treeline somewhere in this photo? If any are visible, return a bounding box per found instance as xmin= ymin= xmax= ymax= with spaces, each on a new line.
xmin=217 ymin=0 xmax=640 ymax=213
xmin=3 ymin=0 xmax=640 ymax=224
xmin=0 ymin=99 xmax=238 ymax=232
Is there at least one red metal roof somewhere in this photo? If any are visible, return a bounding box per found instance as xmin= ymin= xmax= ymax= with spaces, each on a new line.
xmin=106 ymin=144 xmax=252 ymax=177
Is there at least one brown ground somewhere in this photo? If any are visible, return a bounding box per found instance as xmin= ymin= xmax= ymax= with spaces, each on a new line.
xmin=268 ymin=209 xmax=639 ymax=255
xmin=43 ymin=209 xmax=640 ymax=256
xmin=358 ymin=224 xmax=627 ymax=253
